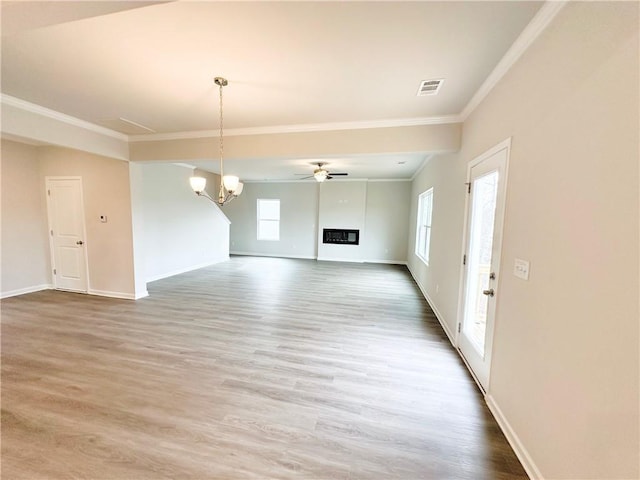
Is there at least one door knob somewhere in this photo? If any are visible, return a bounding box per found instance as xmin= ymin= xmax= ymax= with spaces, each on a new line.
xmin=76 ymin=240 xmax=84 ymax=245
xmin=482 ymin=289 xmax=494 ymax=297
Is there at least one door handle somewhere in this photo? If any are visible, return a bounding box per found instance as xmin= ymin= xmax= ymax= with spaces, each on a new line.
xmin=76 ymin=240 xmax=84 ymax=245
xmin=482 ymin=289 xmax=494 ymax=297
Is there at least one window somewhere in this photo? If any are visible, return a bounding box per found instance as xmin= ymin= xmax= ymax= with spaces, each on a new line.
xmin=415 ymin=188 xmax=433 ymax=264
xmin=257 ymin=199 xmax=280 ymax=241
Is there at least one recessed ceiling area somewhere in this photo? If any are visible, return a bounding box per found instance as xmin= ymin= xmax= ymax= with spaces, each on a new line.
xmin=188 ymin=153 xmax=429 ymax=183
xmin=1 ymin=1 xmax=544 ymax=180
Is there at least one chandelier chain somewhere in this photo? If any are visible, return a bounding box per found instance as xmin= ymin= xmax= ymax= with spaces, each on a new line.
xmin=219 ymin=80 xmax=224 ymax=180
xmin=190 ymin=76 xmax=240 ymax=207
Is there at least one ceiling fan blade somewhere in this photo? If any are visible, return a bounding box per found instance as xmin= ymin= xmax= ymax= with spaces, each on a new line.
xmin=297 ymin=175 xmax=314 ymax=180
xmin=329 ymin=172 xmax=348 ymax=176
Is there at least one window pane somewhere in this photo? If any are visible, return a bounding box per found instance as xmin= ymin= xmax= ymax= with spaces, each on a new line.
xmin=258 ymin=220 xmax=279 ymax=241
xmin=417 ymin=226 xmax=424 ymax=256
xmin=415 ymin=188 xmax=433 ymax=264
xmin=257 ymin=199 xmax=280 ymax=241
xmin=425 ymin=192 xmax=433 ymax=226
xmin=463 ymin=170 xmax=498 ymax=355
xmin=258 ymin=199 xmax=280 ymax=220
xmin=424 ymin=225 xmax=431 ymax=260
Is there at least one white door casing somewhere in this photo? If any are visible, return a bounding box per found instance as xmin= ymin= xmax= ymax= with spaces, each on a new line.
xmin=457 ymin=138 xmax=510 ymax=391
xmin=46 ymin=177 xmax=89 ymax=293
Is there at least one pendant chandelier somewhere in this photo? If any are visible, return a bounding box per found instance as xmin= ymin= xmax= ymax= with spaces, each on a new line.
xmin=189 ymin=77 xmax=243 ymax=206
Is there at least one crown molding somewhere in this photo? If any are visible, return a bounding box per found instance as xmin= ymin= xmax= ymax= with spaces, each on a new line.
xmin=242 ymin=179 xmax=318 ymax=184
xmin=128 ymin=115 xmax=462 ymax=143
xmin=460 ymin=0 xmax=567 ymax=120
xmin=366 ymin=178 xmax=412 ymax=183
xmin=1 ymin=94 xmax=128 ymax=141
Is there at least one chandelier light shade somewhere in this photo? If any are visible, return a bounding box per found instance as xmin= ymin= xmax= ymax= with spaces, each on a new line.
xmin=223 ymin=175 xmax=240 ymax=193
xmin=189 ymin=76 xmax=243 ymax=206
xmin=189 ymin=176 xmax=207 ymax=194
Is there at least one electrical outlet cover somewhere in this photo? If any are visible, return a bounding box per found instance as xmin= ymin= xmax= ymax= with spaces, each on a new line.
xmin=514 ymin=258 xmax=530 ymax=280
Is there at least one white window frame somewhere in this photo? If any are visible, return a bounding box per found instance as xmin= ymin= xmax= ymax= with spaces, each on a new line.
xmin=415 ymin=188 xmax=433 ymax=265
xmin=257 ymin=199 xmax=280 ymax=241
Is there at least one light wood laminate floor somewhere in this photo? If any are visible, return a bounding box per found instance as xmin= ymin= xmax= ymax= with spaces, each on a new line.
xmin=1 ymin=256 xmax=527 ymax=479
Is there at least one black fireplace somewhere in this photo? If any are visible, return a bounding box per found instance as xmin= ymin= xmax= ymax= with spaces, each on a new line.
xmin=323 ymin=229 xmax=359 ymax=245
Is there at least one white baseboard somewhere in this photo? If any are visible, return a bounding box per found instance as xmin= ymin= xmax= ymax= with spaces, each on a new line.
xmin=407 ymin=263 xmax=537 ymax=479
xmin=486 ymin=395 xmax=542 ymax=480
xmin=146 ymin=257 xmax=230 ymax=283
xmin=134 ymin=290 xmax=149 ymax=300
xmin=406 ymin=264 xmax=456 ymax=346
xmin=0 ymin=284 xmax=147 ymax=301
xmin=362 ymin=259 xmax=408 ymax=265
xmin=88 ymin=289 xmax=137 ymax=300
xmin=231 ymin=251 xmax=316 ymax=260
xmin=0 ymin=283 xmax=53 ymax=299
xmin=316 ymin=256 xmax=364 ymax=263
xmin=426 ymin=289 xmax=456 ymax=346
xmin=230 ymin=252 xmax=407 ymax=265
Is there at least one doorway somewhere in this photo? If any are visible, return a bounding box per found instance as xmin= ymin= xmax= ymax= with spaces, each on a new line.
xmin=45 ymin=177 xmax=89 ymax=293
xmin=458 ymin=139 xmax=510 ymax=391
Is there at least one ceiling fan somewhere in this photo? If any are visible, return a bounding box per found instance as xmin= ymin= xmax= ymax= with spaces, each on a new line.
xmin=297 ymin=162 xmax=348 ymax=182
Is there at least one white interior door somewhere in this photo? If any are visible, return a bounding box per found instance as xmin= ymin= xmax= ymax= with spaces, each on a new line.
xmin=46 ymin=177 xmax=89 ymax=293
xmin=458 ymin=140 xmax=509 ymax=391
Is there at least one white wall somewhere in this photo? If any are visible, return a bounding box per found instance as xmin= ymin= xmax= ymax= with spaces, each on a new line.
xmin=363 ymin=181 xmax=411 ymax=263
xmin=224 ymin=181 xmax=319 ymax=259
xmin=317 ymin=181 xmax=367 ymax=262
xmin=0 ymin=140 xmax=51 ymax=297
xmin=408 ymin=3 xmax=639 ymax=479
xmin=1 ymin=143 xmax=231 ymax=298
xmin=38 ymin=146 xmax=137 ymax=298
xmin=128 ymin=163 xmax=149 ymax=298
xmin=408 ymin=154 xmax=467 ymax=341
xmin=224 ymin=180 xmax=410 ymax=264
xmin=136 ymin=163 xmax=230 ymax=282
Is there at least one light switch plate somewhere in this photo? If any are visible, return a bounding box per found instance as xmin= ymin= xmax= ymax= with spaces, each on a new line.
xmin=514 ymin=258 xmax=530 ymax=280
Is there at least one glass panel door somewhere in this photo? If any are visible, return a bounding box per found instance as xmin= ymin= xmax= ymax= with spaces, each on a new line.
xmin=463 ymin=170 xmax=499 ymax=356
xmin=458 ymin=141 xmax=509 ymax=391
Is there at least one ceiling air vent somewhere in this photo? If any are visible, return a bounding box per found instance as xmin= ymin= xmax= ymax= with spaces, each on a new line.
xmin=417 ymin=79 xmax=444 ymax=96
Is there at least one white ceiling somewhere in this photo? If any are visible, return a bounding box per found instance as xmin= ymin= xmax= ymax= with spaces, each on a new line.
xmin=193 ymin=153 xmax=430 ymax=184
xmin=1 ymin=1 xmax=544 ymax=180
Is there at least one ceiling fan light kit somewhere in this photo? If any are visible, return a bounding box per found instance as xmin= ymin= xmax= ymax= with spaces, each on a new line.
xmin=190 ymin=76 xmax=243 ymax=206
xmin=314 ymin=168 xmax=329 ymax=182
xmin=300 ymin=162 xmax=348 ymax=182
